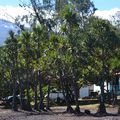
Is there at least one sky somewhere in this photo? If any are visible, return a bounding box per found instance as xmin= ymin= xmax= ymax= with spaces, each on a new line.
xmin=0 ymin=0 xmax=120 ymax=22
xmin=92 ymin=0 xmax=120 ymax=10
xmin=0 ymin=0 xmax=20 ymax=6
xmin=0 ymin=0 xmax=120 ymax=10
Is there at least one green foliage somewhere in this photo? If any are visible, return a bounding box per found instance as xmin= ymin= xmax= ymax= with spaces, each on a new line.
xmin=1 ymin=0 xmax=120 ymax=112
xmin=84 ymin=17 xmax=120 ymax=85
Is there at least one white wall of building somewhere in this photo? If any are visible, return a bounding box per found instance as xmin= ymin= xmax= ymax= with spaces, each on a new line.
xmin=79 ymin=86 xmax=89 ymax=98
xmin=93 ymin=84 xmax=100 ymax=93
xmin=93 ymin=82 xmax=110 ymax=94
xmin=79 ymin=82 xmax=110 ymax=98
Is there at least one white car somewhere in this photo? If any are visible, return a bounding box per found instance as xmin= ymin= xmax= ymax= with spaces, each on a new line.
xmin=45 ymin=90 xmax=65 ymax=103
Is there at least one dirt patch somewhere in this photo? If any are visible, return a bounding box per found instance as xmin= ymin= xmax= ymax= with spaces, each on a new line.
xmin=0 ymin=106 xmax=119 ymax=120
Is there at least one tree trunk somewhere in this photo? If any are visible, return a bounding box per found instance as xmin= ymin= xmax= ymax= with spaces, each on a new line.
xmin=26 ymin=64 xmax=32 ymax=111
xmin=34 ymin=71 xmax=38 ymax=110
xmin=97 ymin=67 xmax=107 ymax=115
xmin=46 ymin=80 xmax=51 ymax=110
xmin=72 ymin=79 xmax=80 ymax=114
xmin=12 ymin=69 xmax=18 ymax=111
xmin=106 ymin=68 xmax=111 ymax=104
xmin=11 ymin=56 xmax=18 ymax=111
xmin=59 ymin=73 xmax=74 ymax=113
xmin=65 ymin=91 xmax=74 ymax=113
xmin=106 ymin=80 xmax=111 ymax=104
xmin=62 ymin=80 xmax=74 ymax=113
xmin=97 ymin=81 xmax=106 ymax=114
xmin=111 ymin=76 xmax=117 ymax=106
xmin=17 ymin=68 xmax=25 ymax=110
xmin=19 ymin=76 xmax=24 ymax=109
xmin=38 ymin=70 xmax=44 ymax=111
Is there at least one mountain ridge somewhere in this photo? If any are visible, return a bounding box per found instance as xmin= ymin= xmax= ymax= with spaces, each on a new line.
xmin=0 ymin=18 xmax=19 ymax=46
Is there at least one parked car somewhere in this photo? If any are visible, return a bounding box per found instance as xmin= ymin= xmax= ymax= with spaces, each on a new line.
xmin=2 ymin=95 xmax=20 ymax=106
xmin=45 ymin=90 xmax=65 ymax=103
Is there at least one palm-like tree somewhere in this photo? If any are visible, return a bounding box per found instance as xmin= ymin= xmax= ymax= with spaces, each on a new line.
xmin=85 ymin=17 xmax=120 ymax=115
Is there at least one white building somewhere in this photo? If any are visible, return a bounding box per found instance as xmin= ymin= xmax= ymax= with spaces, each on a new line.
xmin=79 ymin=82 xmax=110 ymax=98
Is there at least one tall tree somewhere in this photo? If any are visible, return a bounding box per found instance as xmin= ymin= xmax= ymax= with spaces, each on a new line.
xmin=18 ymin=31 xmax=34 ymax=111
xmin=58 ymin=1 xmax=96 ymax=113
xmin=5 ymin=31 xmax=19 ymax=111
xmin=85 ymin=17 xmax=120 ymax=115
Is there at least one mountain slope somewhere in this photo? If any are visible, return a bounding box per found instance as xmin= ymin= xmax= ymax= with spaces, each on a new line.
xmin=0 ymin=19 xmax=19 ymax=46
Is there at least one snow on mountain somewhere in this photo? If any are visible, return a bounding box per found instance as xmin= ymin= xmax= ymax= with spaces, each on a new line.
xmin=0 ymin=19 xmax=19 ymax=46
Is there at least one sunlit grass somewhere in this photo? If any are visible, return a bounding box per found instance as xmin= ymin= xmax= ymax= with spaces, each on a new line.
xmin=80 ymin=104 xmax=99 ymax=109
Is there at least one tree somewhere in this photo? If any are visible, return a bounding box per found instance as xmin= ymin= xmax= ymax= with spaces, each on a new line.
xmin=18 ymin=31 xmax=34 ymax=111
xmin=85 ymin=17 xmax=120 ymax=115
xmin=5 ymin=31 xmax=19 ymax=111
xmin=0 ymin=47 xmax=13 ymax=98
xmin=58 ymin=1 xmax=96 ymax=113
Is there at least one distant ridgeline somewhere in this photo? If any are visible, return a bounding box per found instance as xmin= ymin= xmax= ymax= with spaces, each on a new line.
xmin=0 ymin=19 xmax=19 ymax=46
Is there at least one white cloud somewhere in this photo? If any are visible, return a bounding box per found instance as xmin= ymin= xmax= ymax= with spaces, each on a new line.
xmin=0 ymin=6 xmax=120 ymax=23
xmin=0 ymin=6 xmax=31 ymax=23
xmin=94 ymin=8 xmax=120 ymax=21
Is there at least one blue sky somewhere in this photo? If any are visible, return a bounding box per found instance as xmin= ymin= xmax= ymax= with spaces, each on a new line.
xmin=0 ymin=0 xmax=20 ymax=6
xmin=92 ymin=0 xmax=120 ymax=10
xmin=0 ymin=0 xmax=120 ymax=10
